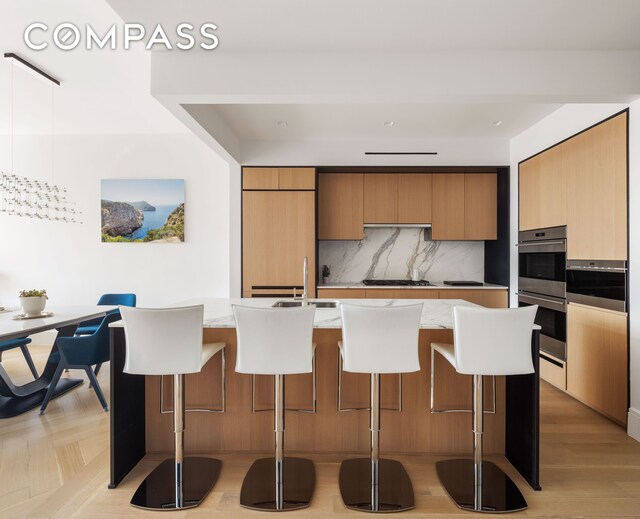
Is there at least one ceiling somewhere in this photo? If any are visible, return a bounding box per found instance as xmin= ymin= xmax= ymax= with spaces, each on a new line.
xmin=210 ymin=103 xmax=561 ymax=141
xmin=2 ymin=0 xmax=637 ymax=165
xmin=107 ymin=0 xmax=640 ymax=52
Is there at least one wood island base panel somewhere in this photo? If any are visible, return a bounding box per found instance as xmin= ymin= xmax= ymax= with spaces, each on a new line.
xmin=109 ymin=298 xmax=540 ymax=492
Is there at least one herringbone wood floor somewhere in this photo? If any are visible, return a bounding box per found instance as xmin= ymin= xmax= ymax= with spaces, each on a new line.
xmin=1 ymin=345 xmax=639 ymax=518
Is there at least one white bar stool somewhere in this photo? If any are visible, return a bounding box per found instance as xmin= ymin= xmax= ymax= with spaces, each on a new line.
xmin=431 ymin=305 xmax=537 ymax=513
xmin=120 ymin=305 xmax=225 ymax=511
xmin=338 ymin=303 xmax=423 ymax=513
xmin=233 ymin=304 xmax=316 ymax=512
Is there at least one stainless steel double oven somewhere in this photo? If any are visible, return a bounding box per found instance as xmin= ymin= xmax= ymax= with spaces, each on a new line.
xmin=517 ymin=226 xmax=567 ymax=361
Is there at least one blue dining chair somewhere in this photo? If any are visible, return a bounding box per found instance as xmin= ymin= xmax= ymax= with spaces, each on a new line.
xmin=74 ymin=293 xmax=136 ymax=379
xmin=39 ymin=312 xmax=121 ymax=414
xmin=0 ymin=337 xmax=39 ymax=379
xmin=75 ymin=293 xmax=137 ymax=336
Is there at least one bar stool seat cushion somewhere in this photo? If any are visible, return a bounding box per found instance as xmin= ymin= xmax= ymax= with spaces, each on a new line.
xmin=431 ymin=343 xmax=456 ymax=368
xmin=202 ymin=342 xmax=225 ymax=368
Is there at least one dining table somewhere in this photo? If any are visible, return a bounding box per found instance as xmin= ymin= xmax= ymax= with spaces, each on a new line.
xmin=0 ymin=305 xmax=116 ymax=418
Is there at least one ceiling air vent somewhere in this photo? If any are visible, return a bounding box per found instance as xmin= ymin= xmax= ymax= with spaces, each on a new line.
xmin=364 ymin=152 xmax=438 ymax=156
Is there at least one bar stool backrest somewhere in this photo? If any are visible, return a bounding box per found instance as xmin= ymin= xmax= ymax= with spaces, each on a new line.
xmin=453 ymin=305 xmax=538 ymax=376
xmin=120 ymin=305 xmax=204 ymax=375
xmin=233 ymin=305 xmax=315 ymax=375
xmin=340 ymin=303 xmax=423 ymax=374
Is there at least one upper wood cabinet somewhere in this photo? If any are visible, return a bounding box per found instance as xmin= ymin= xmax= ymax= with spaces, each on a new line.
xmin=318 ymin=173 xmax=364 ymax=240
xmin=243 ymin=168 xmax=279 ymax=190
xmin=397 ymin=174 xmax=433 ymax=224
xmin=242 ymin=191 xmax=316 ymax=294
xmin=432 ymin=174 xmax=466 ymax=240
xmin=433 ymin=173 xmax=497 ymax=240
xmin=243 ymin=167 xmax=316 ymax=190
xmin=464 ymin=173 xmax=497 ymax=240
xmin=519 ymin=145 xmax=565 ymax=231
xmin=566 ymin=113 xmax=627 ymax=260
xmin=363 ymin=174 xmax=398 ymax=223
xmin=567 ymin=303 xmax=628 ymax=424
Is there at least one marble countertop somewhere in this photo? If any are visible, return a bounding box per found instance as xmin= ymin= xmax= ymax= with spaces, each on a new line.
xmin=317 ymin=282 xmax=508 ymax=290
xmin=110 ymin=298 xmax=479 ymax=330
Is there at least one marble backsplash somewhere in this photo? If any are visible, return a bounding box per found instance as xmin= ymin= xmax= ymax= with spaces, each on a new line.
xmin=318 ymin=228 xmax=484 ymax=283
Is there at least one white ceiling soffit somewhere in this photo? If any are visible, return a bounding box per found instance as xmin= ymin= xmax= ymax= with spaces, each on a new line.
xmin=106 ymin=0 xmax=640 ymax=164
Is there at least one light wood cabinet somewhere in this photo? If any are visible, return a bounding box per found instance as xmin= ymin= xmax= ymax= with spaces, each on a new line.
xmin=432 ymin=174 xmax=466 ymax=240
xmin=540 ymin=355 xmax=566 ymax=391
xmin=243 ymin=168 xmax=279 ymax=190
xmin=317 ymin=174 xmax=364 ymax=240
xmin=364 ymin=289 xmax=439 ymax=299
xmin=243 ymin=167 xmax=315 ymax=190
xmin=567 ymin=303 xmax=628 ymax=424
xmin=566 ymin=113 xmax=627 ymax=260
xmin=278 ymin=168 xmax=316 ymax=190
xmin=519 ymin=145 xmax=565 ymax=231
xmin=242 ymin=191 xmax=316 ymax=295
xmin=433 ymin=173 xmax=498 ymax=240
xmin=397 ymin=174 xmax=432 ymax=224
xmin=464 ymin=173 xmax=497 ymax=240
xmin=317 ymin=288 xmax=366 ymax=299
xmin=363 ymin=174 xmax=398 ymax=223
xmin=438 ymin=289 xmax=507 ymax=308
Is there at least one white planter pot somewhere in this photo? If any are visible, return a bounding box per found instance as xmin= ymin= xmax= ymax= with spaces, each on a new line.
xmin=20 ymin=296 xmax=46 ymax=316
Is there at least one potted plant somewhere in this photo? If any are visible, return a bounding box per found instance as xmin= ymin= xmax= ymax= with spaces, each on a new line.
xmin=19 ymin=289 xmax=48 ymax=316
xmin=321 ymin=265 xmax=331 ymax=284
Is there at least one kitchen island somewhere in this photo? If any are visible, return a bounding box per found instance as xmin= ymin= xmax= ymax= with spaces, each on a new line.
xmin=109 ymin=298 xmax=540 ymax=491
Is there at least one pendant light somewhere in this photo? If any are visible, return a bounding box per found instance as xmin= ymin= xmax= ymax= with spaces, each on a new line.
xmin=0 ymin=53 xmax=81 ymax=223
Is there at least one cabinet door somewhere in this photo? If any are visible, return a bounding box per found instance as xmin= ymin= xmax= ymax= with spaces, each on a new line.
xmin=567 ymin=303 xmax=628 ymax=424
xmin=317 ymin=288 xmax=366 ymax=299
xmin=518 ymin=145 xmax=565 ymax=231
xmin=432 ymin=174 xmax=465 ymax=240
xmin=464 ymin=174 xmax=497 ymax=240
xmin=242 ymin=191 xmax=316 ymax=294
xmin=364 ymin=174 xmax=398 ymax=224
xmin=243 ymin=168 xmax=279 ymax=190
xmin=566 ymin=113 xmax=627 ymax=260
xmin=278 ymin=168 xmax=316 ymax=190
xmin=318 ymin=173 xmax=364 ymax=240
xmin=438 ymin=289 xmax=507 ymax=308
xmin=364 ymin=289 xmax=439 ymax=299
xmin=397 ymin=174 xmax=432 ymax=224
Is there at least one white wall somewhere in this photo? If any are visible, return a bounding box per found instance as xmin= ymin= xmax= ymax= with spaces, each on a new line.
xmin=0 ymin=133 xmax=233 ymax=310
xmin=509 ymin=103 xmax=640 ymax=441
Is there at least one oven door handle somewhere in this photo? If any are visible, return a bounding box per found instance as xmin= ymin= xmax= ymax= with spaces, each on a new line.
xmin=517 ymin=291 xmax=567 ymax=312
xmin=516 ymin=240 xmax=565 ymax=247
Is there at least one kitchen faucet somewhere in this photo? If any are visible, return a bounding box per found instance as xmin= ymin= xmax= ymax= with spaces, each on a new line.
xmin=302 ymin=256 xmax=308 ymax=305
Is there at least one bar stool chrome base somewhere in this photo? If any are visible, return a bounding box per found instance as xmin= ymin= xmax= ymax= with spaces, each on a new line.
xmin=240 ymin=457 xmax=315 ymax=511
xmin=436 ymin=459 xmax=527 ymax=513
xmin=130 ymin=457 xmax=222 ymax=511
xmin=339 ymin=458 xmax=415 ymax=513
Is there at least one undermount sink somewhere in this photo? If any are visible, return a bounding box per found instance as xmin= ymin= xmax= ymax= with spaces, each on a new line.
xmin=272 ymin=300 xmax=338 ymax=309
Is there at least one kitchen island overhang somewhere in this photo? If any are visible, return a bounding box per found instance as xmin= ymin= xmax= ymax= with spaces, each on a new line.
xmin=108 ymin=298 xmax=540 ymax=491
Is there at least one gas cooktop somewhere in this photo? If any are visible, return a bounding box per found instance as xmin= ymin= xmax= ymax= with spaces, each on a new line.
xmin=362 ymin=279 xmax=432 ymax=287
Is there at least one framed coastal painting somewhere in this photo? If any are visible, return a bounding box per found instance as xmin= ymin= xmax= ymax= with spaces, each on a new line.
xmin=101 ymin=179 xmax=185 ymax=243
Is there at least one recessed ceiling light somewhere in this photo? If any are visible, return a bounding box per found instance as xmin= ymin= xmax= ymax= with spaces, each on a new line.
xmin=277 ymin=120 xmax=288 ymax=127
xmin=384 ymin=121 xmax=395 ymax=127
xmin=491 ymin=120 xmax=503 ymax=127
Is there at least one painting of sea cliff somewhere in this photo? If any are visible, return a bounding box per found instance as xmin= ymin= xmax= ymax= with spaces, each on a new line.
xmin=100 ymin=179 xmax=185 ymax=243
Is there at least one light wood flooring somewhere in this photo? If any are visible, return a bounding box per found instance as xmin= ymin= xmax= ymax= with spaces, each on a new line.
xmin=1 ymin=345 xmax=639 ymax=518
